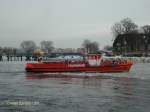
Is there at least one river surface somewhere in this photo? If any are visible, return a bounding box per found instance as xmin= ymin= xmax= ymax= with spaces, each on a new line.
xmin=0 ymin=62 xmax=150 ymax=112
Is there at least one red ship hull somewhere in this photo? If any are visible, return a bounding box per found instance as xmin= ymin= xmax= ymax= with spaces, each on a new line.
xmin=25 ymin=61 xmax=133 ymax=73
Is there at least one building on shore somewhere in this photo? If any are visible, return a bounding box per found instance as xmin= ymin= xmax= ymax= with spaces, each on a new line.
xmin=113 ymin=33 xmax=150 ymax=56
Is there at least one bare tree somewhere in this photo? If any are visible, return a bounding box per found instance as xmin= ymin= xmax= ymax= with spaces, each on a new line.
xmin=82 ymin=39 xmax=91 ymax=53
xmin=141 ymin=25 xmax=150 ymax=34
xmin=20 ymin=40 xmax=36 ymax=55
xmin=112 ymin=18 xmax=138 ymax=39
xmin=0 ymin=47 xmax=3 ymax=55
xmin=40 ymin=41 xmax=54 ymax=54
xmin=111 ymin=22 xmax=124 ymax=37
xmin=120 ymin=18 xmax=138 ymax=33
xmin=82 ymin=39 xmax=99 ymax=53
xmin=90 ymin=41 xmax=99 ymax=53
xmin=3 ymin=47 xmax=13 ymax=55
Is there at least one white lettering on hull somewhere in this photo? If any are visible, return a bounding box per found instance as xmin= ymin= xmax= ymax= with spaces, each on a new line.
xmin=68 ymin=64 xmax=85 ymax=67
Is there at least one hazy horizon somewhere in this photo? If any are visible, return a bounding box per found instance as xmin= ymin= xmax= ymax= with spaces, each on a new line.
xmin=0 ymin=0 xmax=150 ymax=49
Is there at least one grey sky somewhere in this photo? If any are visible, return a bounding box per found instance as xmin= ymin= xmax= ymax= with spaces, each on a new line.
xmin=0 ymin=0 xmax=150 ymax=48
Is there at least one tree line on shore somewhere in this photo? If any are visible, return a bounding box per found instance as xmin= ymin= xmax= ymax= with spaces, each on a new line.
xmin=0 ymin=39 xmax=101 ymax=61
xmin=112 ymin=18 xmax=150 ymax=56
xmin=112 ymin=18 xmax=150 ymax=38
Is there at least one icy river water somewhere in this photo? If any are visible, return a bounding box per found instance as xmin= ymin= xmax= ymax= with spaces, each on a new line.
xmin=0 ymin=62 xmax=150 ymax=112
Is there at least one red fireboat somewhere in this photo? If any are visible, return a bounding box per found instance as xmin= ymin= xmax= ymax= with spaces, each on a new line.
xmin=25 ymin=53 xmax=134 ymax=73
